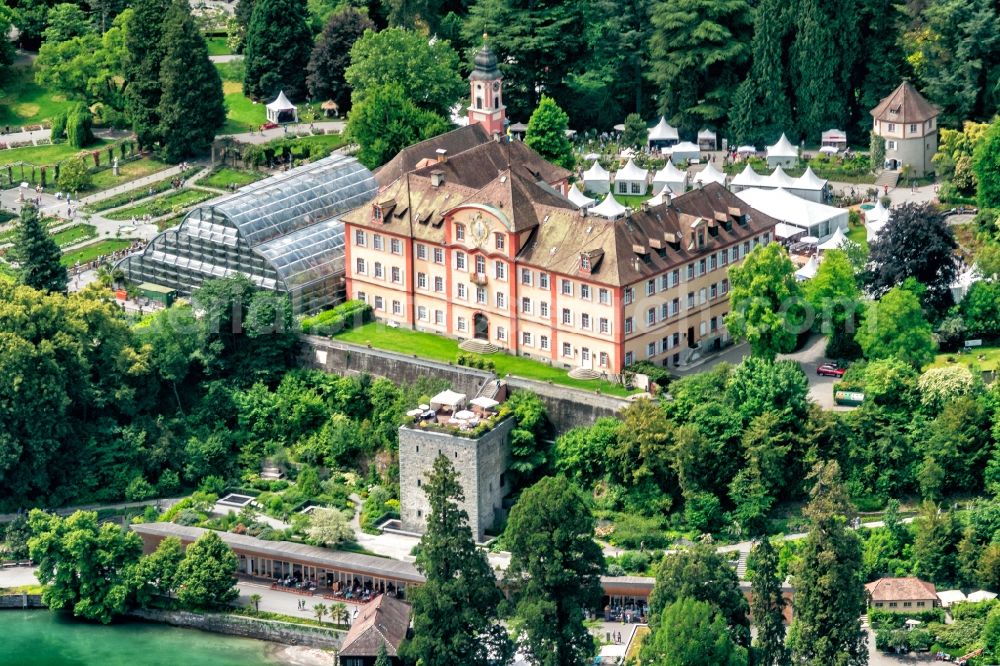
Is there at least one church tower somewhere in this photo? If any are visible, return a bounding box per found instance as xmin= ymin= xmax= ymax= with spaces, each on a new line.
xmin=467 ymin=35 xmax=506 ymax=137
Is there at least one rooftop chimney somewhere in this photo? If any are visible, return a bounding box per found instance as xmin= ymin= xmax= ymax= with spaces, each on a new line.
xmin=435 ymin=148 xmax=448 ymax=163
xmin=430 ymin=170 xmax=445 ymax=187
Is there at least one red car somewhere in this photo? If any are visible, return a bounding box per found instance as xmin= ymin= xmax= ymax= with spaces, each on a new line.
xmin=817 ymin=363 xmax=846 ymax=377
xmin=261 ymin=121 xmax=279 ymax=130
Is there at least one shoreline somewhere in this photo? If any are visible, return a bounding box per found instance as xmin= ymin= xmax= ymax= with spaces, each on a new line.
xmin=266 ymin=644 xmax=335 ymax=666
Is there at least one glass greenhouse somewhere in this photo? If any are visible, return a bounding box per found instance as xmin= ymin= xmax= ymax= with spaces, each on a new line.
xmin=118 ymin=154 xmax=377 ymax=314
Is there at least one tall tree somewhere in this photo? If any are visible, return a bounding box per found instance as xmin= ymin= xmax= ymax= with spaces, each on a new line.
xmin=306 ymin=7 xmax=373 ymax=111
xmin=122 ymin=0 xmax=171 ymax=147
xmin=643 ymin=597 xmax=746 ymax=666
xmin=789 ymin=461 xmax=866 ymax=666
xmin=648 ymin=0 xmax=751 ymax=132
xmin=867 ymin=202 xmax=957 ymax=314
xmin=724 ymin=243 xmax=804 ymax=360
xmin=42 ymin=3 xmax=92 ymax=42
xmin=524 ymin=95 xmax=574 ymax=170
xmin=621 ymin=112 xmax=647 ymax=149
xmin=399 ymin=455 xmax=512 ymax=666
xmin=11 ymin=203 xmax=66 ymax=293
xmin=855 ymin=284 xmax=936 ymax=368
xmin=129 ymin=535 xmax=184 ymax=607
xmin=345 ymin=27 xmax=464 ymax=117
xmin=648 ymin=543 xmax=750 ymax=647
xmin=347 ymin=83 xmax=451 ymax=169
xmin=28 ymin=509 xmax=143 ymax=624
xmin=463 ymin=0 xmax=586 ymax=121
xmin=973 ymin=119 xmax=1000 ymax=209
xmin=175 ymin=531 xmax=239 ymax=608
xmin=729 ymin=0 xmax=794 ymax=147
xmin=157 ymin=0 xmax=225 ymax=162
xmin=802 ymin=249 xmax=863 ymax=359
xmin=912 ymin=501 xmax=959 ymax=585
xmin=242 ymin=0 xmax=312 ymax=101
xmin=750 ymin=538 xmax=790 ymax=666
xmin=504 ymin=476 xmax=604 ymax=666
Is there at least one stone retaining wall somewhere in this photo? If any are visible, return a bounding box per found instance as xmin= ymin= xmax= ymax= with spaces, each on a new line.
xmin=127 ymin=608 xmax=344 ymax=649
xmin=0 ymin=594 xmax=44 ymax=608
xmin=300 ymin=336 xmax=629 ymax=432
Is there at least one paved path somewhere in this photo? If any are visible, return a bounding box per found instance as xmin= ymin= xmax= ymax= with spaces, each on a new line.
xmin=0 ymin=566 xmax=39 ymax=588
xmin=219 ymin=122 xmax=346 ymax=144
xmin=235 ymin=579 xmax=361 ymax=623
xmin=0 ymin=496 xmax=184 ymax=524
xmin=209 ymin=54 xmax=242 ymax=63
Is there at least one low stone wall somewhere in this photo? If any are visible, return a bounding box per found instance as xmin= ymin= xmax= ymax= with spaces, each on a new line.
xmin=0 ymin=594 xmax=44 ymax=608
xmin=128 ymin=608 xmax=344 ymax=649
xmin=299 ymin=336 xmax=629 ymax=432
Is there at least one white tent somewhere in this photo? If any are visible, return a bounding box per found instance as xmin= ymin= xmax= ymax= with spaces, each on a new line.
xmin=736 ymin=145 xmax=757 ymax=156
xmin=651 ymin=160 xmax=688 ymax=195
xmin=867 ymin=218 xmax=888 ymax=243
xmin=765 ymin=165 xmax=799 ymax=189
xmin=775 ymin=222 xmax=807 ymax=240
xmin=567 ymin=184 xmax=596 ymax=208
xmin=265 ymin=91 xmax=298 ymax=124
xmin=647 ymin=116 xmax=679 ymax=147
xmin=430 ymin=389 xmax=466 ymax=410
xmin=646 ymin=190 xmax=669 ymax=207
xmin=697 ymin=128 xmax=717 ymax=150
xmin=817 ymin=226 xmax=849 ymax=251
xmin=582 ymin=161 xmax=611 ymax=194
xmin=951 ymin=265 xmax=981 ymax=303
xmin=795 ymin=255 xmax=819 ymax=280
xmin=730 ymin=164 xmax=769 ymax=192
xmin=736 ymin=187 xmax=848 ymax=242
xmin=668 ymin=141 xmax=701 ymax=163
xmin=967 ymin=590 xmax=998 ymax=603
xmin=470 ymin=396 xmax=499 ymax=409
xmin=614 ymin=158 xmax=649 ymax=196
xmin=591 ymin=193 xmax=628 ymax=219
xmin=766 ymin=133 xmax=798 ymax=168
xmin=819 ymin=145 xmax=839 ymax=155
xmin=821 ymin=128 xmax=848 ymax=150
xmin=865 ymin=200 xmax=891 ymax=243
xmin=937 ymin=590 xmax=967 ymax=608
xmin=790 ymin=167 xmax=828 ymax=203
xmin=693 ymin=162 xmax=726 ymax=187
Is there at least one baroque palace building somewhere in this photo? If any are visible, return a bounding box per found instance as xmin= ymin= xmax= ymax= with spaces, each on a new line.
xmin=341 ymin=41 xmax=779 ymax=375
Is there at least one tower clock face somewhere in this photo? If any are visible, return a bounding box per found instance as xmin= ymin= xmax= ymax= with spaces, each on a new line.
xmin=471 ymin=216 xmax=489 ymax=246
xmin=492 ymin=81 xmax=500 ymax=92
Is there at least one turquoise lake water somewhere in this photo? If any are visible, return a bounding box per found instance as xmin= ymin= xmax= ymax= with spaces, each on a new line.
xmin=1 ymin=610 xmax=285 ymax=666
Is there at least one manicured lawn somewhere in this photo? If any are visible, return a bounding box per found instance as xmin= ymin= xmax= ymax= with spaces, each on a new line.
xmin=198 ymin=166 xmax=265 ymax=190
xmin=0 ymin=139 xmax=108 ymax=168
xmin=51 ymin=223 xmax=97 ymax=247
xmin=334 ymin=322 xmax=636 ymax=396
xmin=846 ymin=222 xmax=868 ymax=247
xmin=89 ymin=157 xmax=171 ymax=192
xmin=0 ymin=261 xmax=14 ymax=282
xmin=61 ymin=239 xmax=132 ymax=266
xmin=222 ymin=80 xmax=265 ymax=134
xmin=205 ymin=37 xmax=233 ymax=57
xmin=0 ymin=61 xmax=75 ymax=127
xmin=156 ymin=214 xmax=185 ymax=232
xmin=104 ymin=188 xmax=217 ymax=221
xmin=928 ymin=345 xmax=1000 ymax=372
xmin=615 ymin=191 xmax=653 ymax=208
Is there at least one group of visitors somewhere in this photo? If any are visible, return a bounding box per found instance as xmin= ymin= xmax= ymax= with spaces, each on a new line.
xmin=69 ymin=239 xmax=145 ymax=276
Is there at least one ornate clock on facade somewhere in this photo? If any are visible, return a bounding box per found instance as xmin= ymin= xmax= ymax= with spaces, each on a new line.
xmin=471 ymin=215 xmax=489 ymax=247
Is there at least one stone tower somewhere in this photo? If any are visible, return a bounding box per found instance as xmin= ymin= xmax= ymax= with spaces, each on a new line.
xmin=467 ymin=35 xmax=506 ymax=138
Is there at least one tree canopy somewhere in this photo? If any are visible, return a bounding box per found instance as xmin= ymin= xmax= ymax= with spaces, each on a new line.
xmin=644 ymin=597 xmax=747 ymax=666
xmin=306 ymin=7 xmax=373 ymax=110
xmin=347 ymin=83 xmax=451 ymax=169
xmin=525 ymin=95 xmax=574 ymax=170
xmin=175 ymin=531 xmax=239 ymax=608
xmin=242 ymin=0 xmax=312 ymax=101
xmin=856 ymin=284 xmax=936 ymax=368
xmin=11 ymin=203 xmax=66 ymax=293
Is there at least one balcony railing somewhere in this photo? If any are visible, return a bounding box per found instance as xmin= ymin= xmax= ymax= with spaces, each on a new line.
xmin=470 ymin=273 xmax=488 ymax=286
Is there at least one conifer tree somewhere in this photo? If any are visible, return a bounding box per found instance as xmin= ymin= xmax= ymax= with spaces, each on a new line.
xmin=123 ymin=0 xmax=172 ymax=148
xmin=158 ymin=0 xmax=225 ymax=162
xmin=12 ymin=204 xmax=67 ymax=294
xmin=789 ymin=461 xmax=867 ymax=665
xmin=242 ymin=0 xmax=312 ymax=101
xmin=750 ymin=538 xmax=790 ymax=666
xmin=398 ymin=455 xmax=512 ymax=666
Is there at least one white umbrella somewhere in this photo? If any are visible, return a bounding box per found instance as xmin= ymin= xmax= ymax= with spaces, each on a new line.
xmin=800 ymin=235 xmax=819 ymax=244
xmin=819 ymin=145 xmax=838 ymax=155
xmin=418 ymin=404 xmax=429 ymax=411
xmin=454 ymin=410 xmax=476 ymax=420
xmin=470 ymin=397 xmax=499 ymax=409
xmin=406 ymin=408 xmax=423 ymax=417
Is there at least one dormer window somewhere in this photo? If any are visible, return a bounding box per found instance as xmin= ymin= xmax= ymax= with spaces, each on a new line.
xmin=580 ymin=253 xmax=591 ymax=273
xmin=372 ymin=204 xmax=383 ymax=222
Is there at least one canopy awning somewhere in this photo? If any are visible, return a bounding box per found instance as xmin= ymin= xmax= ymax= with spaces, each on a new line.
xmin=567 ymin=185 xmax=596 ymax=208
xmin=821 ymin=129 xmax=847 ymax=143
xmin=430 ymin=390 xmax=466 ymax=409
xmin=937 ymin=590 xmax=967 ymax=607
xmin=766 ymin=133 xmax=798 ymax=158
xmin=591 ymin=192 xmax=627 ymax=219
xmin=698 ymin=129 xmax=717 ymax=140
xmin=470 ymin=396 xmax=499 ymax=409
xmin=736 ymin=145 xmax=757 ymax=154
xmin=968 ymin=590 xmax=998 ymax=603
xmin=669 ymin=140 xmax=700 ymax=154
xmin=508 ymin=122 xmax=528 ymax=132
xmin=819 ymin=145 xmax=839 ymax=154
xmin=647 ymin=116 xmax=678 ymax=142
xmin=775 ymin=222 xmax=807 ymax=239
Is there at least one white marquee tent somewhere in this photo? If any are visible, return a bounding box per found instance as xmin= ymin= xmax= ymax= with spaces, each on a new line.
xmin=730 ymin=164 xmax=770 ymax=191
xmin=667 ymin=141 xmax=700 ymax=163
xmin=866 ymin=200 xmax=891 ymax=243
xmin=567 ymin=184 xmax=596 ymax=209
xmin=582 ymin=161 xmax=611 ymax=194
xmin=730 ymin=165 xmax=827 ymax=202
xmin=766 ymin=133 xmax=798 ymax=168
xmin=693 ymin=162 xmax=727 ymax=187
xmin=647 ymin=116 xmax=679 ymax=148
xmin=736 ymin=145 xmax=757 ymax=156
xmin=817 ymin=226 xmax=849 ymax=251
xmin=795 ymin=255 xmax=819 ymax=280
xmin=791 ymin=167 xmax=828 ymax=203
xmin=614 ymin=158 xmax=649 ymax=195
xmin=266 ymin=91 xmax=298 ymax=124
xmin=591 ymin=192 xmax=628 ymax=219
xmin=697 ymin=128 xmax=717 ymax=150
xmin=821 ymin=129 xmax=848 ymax=151
xmin=736 ymin=187 xmax=848 ymax=242
xmin=652 ymin=160 xmax=688 ymax=195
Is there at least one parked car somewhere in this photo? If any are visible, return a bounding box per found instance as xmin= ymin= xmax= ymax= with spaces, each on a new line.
xmin=817 ymin=363 xmax=846 ymax=377
xmin=261 ymin=121 xmax=279 ymax=130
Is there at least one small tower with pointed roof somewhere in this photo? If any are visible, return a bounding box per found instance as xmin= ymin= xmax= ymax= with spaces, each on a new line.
xmin=468 ymin=34 xmax=506 ymax=138
xmin=870 ymin=81 xmax=940 ymax=176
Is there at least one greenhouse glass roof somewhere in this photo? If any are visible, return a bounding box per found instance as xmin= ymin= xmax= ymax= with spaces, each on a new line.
xmin=256 ymin=218 xmax=346 ymax=290
xmin=203 ymin=154 xmax=377 ymax=247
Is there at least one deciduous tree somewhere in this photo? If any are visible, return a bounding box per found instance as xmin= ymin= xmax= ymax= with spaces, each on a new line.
xmin=130 ymin=535 xmax=184 ymax=607
xmin=347 ymin=83 xmax=451 ymax=170
xmin=306 ymin=7 xmax=372 ymax=111
xmin=524 ymin=95 xmax=574 ymax=170
xmin=175 ymin=531 xmax=239 ymax=608
xmin=643 ymin=597 xmax=746 ymax=666
xmin=973 ymin=119 xmax=1000 ymax=209
xmin=855 ymin=285 xmax=935 ymax=368
xmin=306 ymin=508 xmax=353 ymax=547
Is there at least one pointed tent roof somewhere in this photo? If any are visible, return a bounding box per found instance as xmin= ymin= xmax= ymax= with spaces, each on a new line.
xmin=694 ymin=162 xmax=726 ymax=186
xmin=731 ymin=164 xmax=768 ymax=188
xmin=867 ymin=218 xmax=888 ymax=243
xmin=766 ymin=133 xmax=798 ymax=159
xmin=697 ymin=128 xmax=717 ymax=140
xmin=615 ymin=158 xmax=648 ymax=182
xmin=794 ymin=166 xmax=828 ymax=191
xmin=866 ymin=199 xmax=891 ymax=225
xmin=870 ymin=81 xmax=939 ymax=123
xmin=646 ymin=190 xmax=669 ymax=207
xmin=583 ymin=161 xmax=610 ymax=182
xmin=266 ymin=90 xmax=296 ymax=113
xmin=736 ymin=187 xmax=845 ymax=229
xmin=822 ymin=129 xmax=847 ymax=143
xmin=669 ymin=141 xmax=700 ymax=154
xmin=648 ymin=117 xmax=679 ymax=141
xmin=968 ymin=590 xmax=998 ymax=603
xmin=567 ymin=184 xmax=596 ymax=208
xmin=818 ymin=226 xmax=848 ymax=251
xmin=591 ymin=192 xmax=627 ymax=219
xmin=795 ymin=255 xmax=819 ymax=280
xmin=652 ymin=160 xmax=687 ymax=184
xmin=766 ymin=165 xmax=799 ymax=189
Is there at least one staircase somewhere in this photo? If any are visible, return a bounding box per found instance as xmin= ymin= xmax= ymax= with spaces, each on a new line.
xmin=568 ymin=367 xmax=603 ymax=380
xmin=735 ymin=551 xmax=749 ymax=579
xmin=475 ymin=377 xmax=507 ymax=402
xmin=459 ymin=338 xmax=499 ymax=354
xmin=874 ymin=170 xmax=899 ymax=189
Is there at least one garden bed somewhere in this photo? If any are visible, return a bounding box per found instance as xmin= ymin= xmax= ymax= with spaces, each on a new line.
xmin=197 ymin=167 xmax=265 ymax=190
xmin=61 ymin=239 xmax=132 ymax=266
xmin=51 ymin=223 xmax=97 ymax=247
xmin=103 ymin=188 xmax=218 ymax=221
xmin=83 ymin=166 xmax=203 ymax=213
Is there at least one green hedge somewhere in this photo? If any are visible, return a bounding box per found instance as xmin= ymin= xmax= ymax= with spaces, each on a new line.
xmin=456 ymin=353 xmax=496 ymax=372
xmin=300 ymin=300 xmax=373 ymax=335
xmin=869 ymin=607 xmax=946 ymax=631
